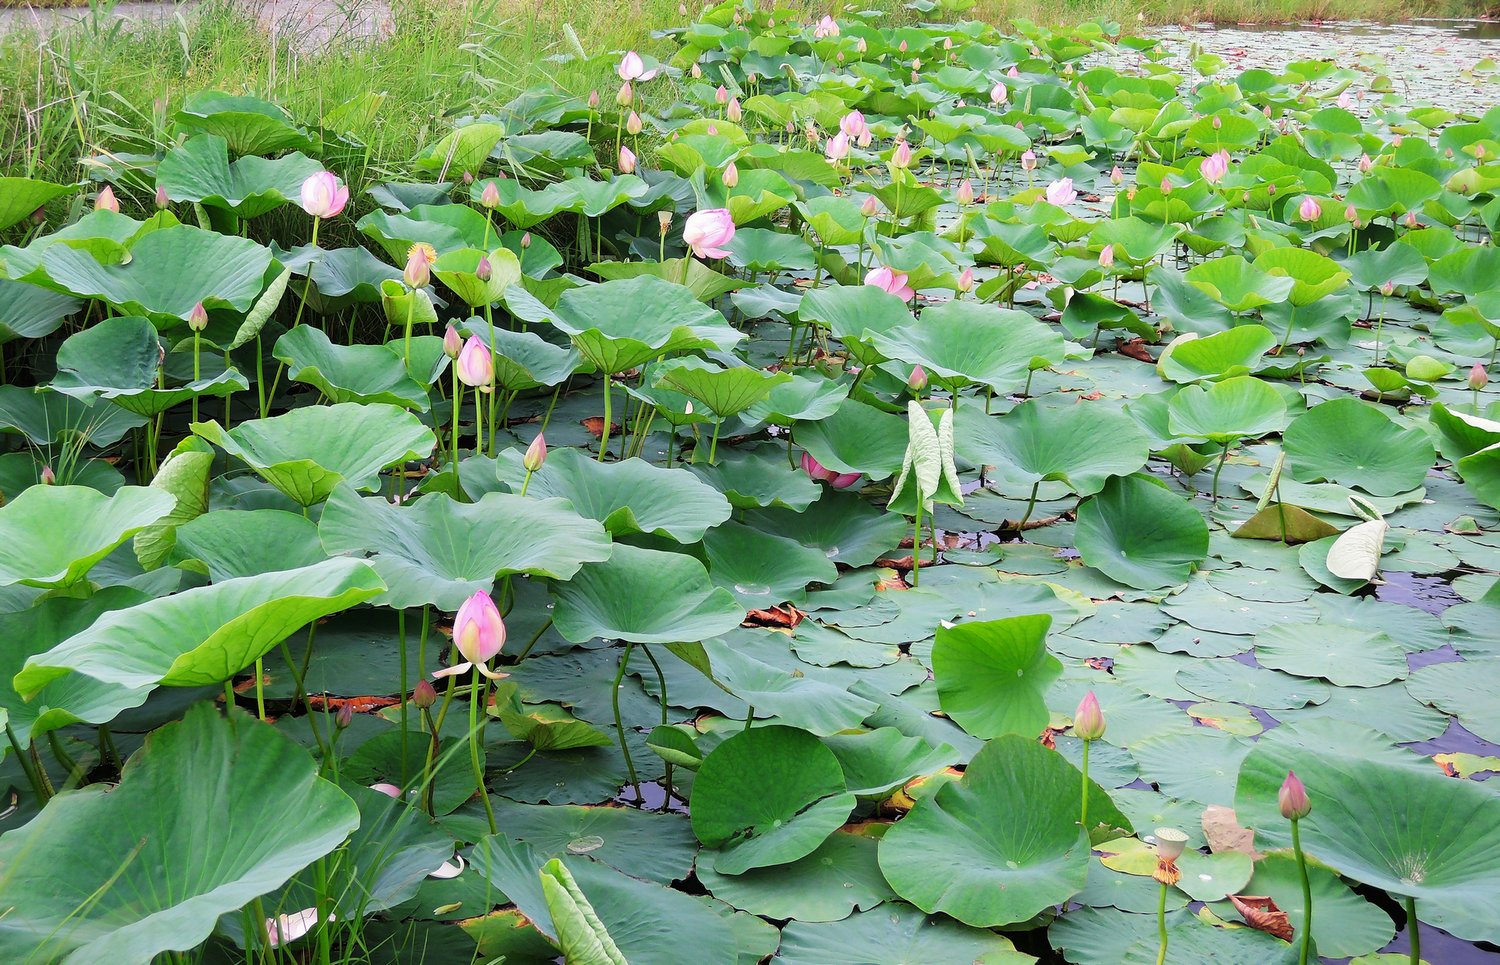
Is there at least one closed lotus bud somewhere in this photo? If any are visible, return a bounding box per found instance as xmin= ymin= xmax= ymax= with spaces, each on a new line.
xmin=1279 ymin=770 xmax=1311 ymax=820
xmin=523 ymin=432 xmax=548 ymax=472
xmin=454 ymin=590 xmax=506 ymax=664
xmin=1110 ymin=165 xmax=1124 ymax=185
xmin=1471 ymin=363 xmax=1489 ymax=391
xmin=860 ymin=195 xmax=880 ymax=217
xmin=907 ymin=364 xmax=928 ymax=392
xmin=619 ymin=144 xmax=637 ymax=174
xmin=336 ymin=703 xmax=354 ymax=729
xmin=856 ymin=37 xmax=867 ymax=53
xmin=912 ymin=58 xmax=922 ymax=70
xmin=95 ymin=185 xmax=119 ymax=213
xmin=1099 ymin=243 xmax=1115 ymax=268
xmin=456 ymin=335 xmax=494 ymax=387
xmin=1393 ymin=134 xmax=1404 ymax=147
xmin=727 ymin=97 xmax=742 ymax=122
xmin=892 ymin=140 xmax=912 ymax=168
xmin=616 ymin=81 xmax=633 ymax=106
xmin=475 ymin=256 xmax=492 ymax=282
xmin=188 ymin=301 xmax=209 ymax=332
xmin=481 ymin=180 xmax=501 ymax=209
xmin=1212 ymin=115 xmax=1222 ymax=129
xmin=957 ymin=266 xmax=975 ymax=292
xmin=1299 ymin=195 xmax=1321 ymax=222
xmin=956 ymin=179 xmax=974 ymax=206
xmin=1160 ymin=177 xmax=1172 ymax=195
xmin=691 ymin=62 xmax=702 ymax=79
xmin=443 ymin=323 xmax=462 ymax=359
xmin=899 ymin=39 xmax=907 ymax=52
xmin=708 ymin=123 xmax=718 ymax=136
xmin=658 ymin=210 xmax=673 ymax=234
xmin=155 ymin=185 xmax=170 ymax=209
xmin=1358 ymin=152 xmax=1373 ymax=172
xmin=626 ymin=111 xmax=643 ymax=135
xmin=521 ymin=231 xmax=532 ymax=249
xmin=413 ymin=679 xmax=438 ymax=709
xmin=1020 ymin=149 xmax=1037 ymax=172
xmin=1267 ymin=184 xmax=1276 ymax=196
xmin=40 ymin=465 xmax=55 ymax=485
xmin=723 ymin=161 xmax=739 ymax=188
xmin=588 ymin=90 xmax=600 ymax=108
xmin=1345 ymin=204 xmax=1359 ymax=223
xmin=463 ymin=170 xmax=474 ymax=185
xmin=716 ymin=84 xmax=728 ymax=105
xmin=1074 ymin=691 xmax=1106 ymax=740
xmin=1404 ymin=210 xmax=1419 ymax=227
xmin=1380 ymin=280 xmax=1396 ymax=296
xmin=679 ymin=2 xmax=687 ymax=13
xmin=404 ymin=243 xmax=435 ymax=289
xmin=30 ymin=207 xmax=44 ymax=225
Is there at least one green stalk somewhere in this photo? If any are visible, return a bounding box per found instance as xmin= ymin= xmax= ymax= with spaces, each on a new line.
xmin=469 ymin=666 xmax=497 ymax=835
xmin=398 ymin=608 xmax=409 ymax=784
xmin=611 ymin=642 xmax=642 ymax=803
xmin=1211 ymin=443 xmax=1232 ymax=503
xmin=641 ymin=644 xmax=672 ymax=811
xmin=254 ymin=657 xmax=266 ymax=721
xmin=6 ymin=723 xmax=48 ymax=803
xmin=1155 ymin=879 xmax=1169 ymax=965
xmin=1406 ymin=897 xmax=1419 ymax=965
xmin=1080 ymin=738 xmax=1090 ymax=834
xmin=1017 ymin=480 xmax=1041 ymax=528
xmin=1292 ymin=817 xmax=1313 ymax=965
xmin=599 ymin=375 xmax=612 ymax=462
xmin=911 ymin=502 xmax=923 ymax=587
xmin=402 ymin=288 xmax=416 ymax=370
xmin=191 ymin=331 xmax=201 ymax=425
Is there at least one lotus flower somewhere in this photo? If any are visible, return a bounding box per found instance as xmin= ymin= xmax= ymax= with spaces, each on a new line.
xmin=455 ymin=335 xmax=494 ymax=388
xmin=616 ymin=82 xmax=633 ymax=106
xmin=1279 ymin=770 xmax=1311 ymax=819
xmin=266 ymin=909 xmax=332 ymax=948
xmin=840 ymin=110 xmax=868 ymax=139
xmin=1020 ymin=150 xmax=1038 ymax=172
xmin=814 ymin=14 xmax=839 ymax=38
xmin=299 ymin=171 xmax=348 ymax=218
xmin=1098 ymin=244 xmax=1115 ymax=269
xmin=683 ymin=208 xmax=735 ymax=259
xmin=722 ymin=161 xmax=739 ymax=188
xmin=802 ymin=452 xmax=860 ymax=488
xmin=990 ymin=81 xmax=1008 ymax=104
xmin=1074 ymin=692 xmax=1106 ymax=740
xmin=1007 ymin=64 xmax=1019 ymax=77
xmin=370 ymin=782 xmax=403 ymax=798
xmin=619 ymin=144 xmax=637 ymax=174
xmin=625 ymin=111 xmax=643 ymax=135
xmin=865 ymin=265 xmax=915 ymax=301
xmin=403 ymin=243 xmax=436 ymax=289
xmin=413 ymin=679 xmax=438 ymax=708
xmin=1337 ymin=89 xmax=1352 ymax=109
xmin=435 ymin=589 xmax=508 ymax=679
xmin=860 ymin=195 xmax=880 ymax=218
xmin=727 ymin=97 xmax=742 ymax=122
xmin=39 ymin=465 xmax=55 ymax=485
xmin=1045 ymin=177 xmax=1077 ymax=206
xmin=892 ymin=140 xmax=913 ymax=169
xmin=956 ymin=179 xmax=975 ymax=206
xmin=1110 ymin=165 xmax=1124 ymax=185
xmin=658 ymin=210 xmax=673 ymax=234
xmin=154 ymin=184 xmax=170 ymax=209
xmin=95 ymin=185 xmax=119 ymax=213
xmin=523 ymin=433 xmax=548 ymax=471
xmin=1299 ymin=195 xmax=1322 ymax=222
xmin=1471 ymin=363 xmax=1489 ymax=391
xmin=957 ymin=267 xmax=975 ymax=292
xmin=825 ymin=130 xmax=851 ymax=162
xmin=480 ymin=180 xmax=501 ymax=209
xmin=1358 ymin=153 xmax=1374 ymax=172
xmin=1154 ymin=827 xmax=1189 ymax=861
xmin=587 ymin=90 xmax=600 ymax=108
xmin=617 ymin=50 xmax=657 ymax=81
xmin=1201 ymin=149 xmax=1230 ymax=184
xmin=715 ymin=84 xmax=728 ymax=105
xmin=1345 ymin=204 xmax=1360 ymax=226
xmin=907 ymin=365 xmax=928 ymax=392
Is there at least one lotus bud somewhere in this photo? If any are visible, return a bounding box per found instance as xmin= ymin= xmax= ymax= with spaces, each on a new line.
xmin=480 ymin=180 xmax=501 ymax=210
xmin=1263 ymin=105 xmax=1273 ymax=117
xmin=476 ymin=255 xmax=492 ymax=282
xmin=1404 ymin=210 xmax=1419 ymax=228
xmin=1345 ymin=204 xmax=1361 ymax=227
xmin=723 ymin=161 xmax=739 ymax=188
xmin=911 ymin=70 xmax=919 ymax=83
xmin=825 ymin=130 xmax=851 ymax=162
xmin=860 ymin=195 xmax=880 ymax=217
xmin=95 ymin=185 xmax=120 ymax=213
xmin=1380 ymin=280 xmax=1396 ymax=296
xmin=1393 ymin=134 xmax=1404 ymax=147
xmin=616 ymin=82 xmax=633 ymax=106
xmin=1160 ymin=177 xmax=1173 ymax=195
xmin=1074 ymin=691 xmax=1106 ymax=740
xmin=727 ymin=97 xmax=742 ymax=122
xmin=443 ymin=323 xmax=462 ymax=359
xmin=619 ymin=144 xmax=637 ymax=174
xmin=1279 ymin=771 xmax=1311 ymax=820
xmin=39 ymin=465 xmax=55 ymax=485
xmin=943 ymin=37 xmax=952 ymax=49
xmin=521 ymin=232 xmax=532 ymax=248
xmin=907 ymin=365 xmax=928 ymax=392
xmin=626 ymin=111 xmax=643 ymax=135
xmin=1298 ymin=195 xmax=1322 ymax=222
xmin=856 ymin=37 xmax=867 ymax=53
xmin=1099 ymin=243 xmax=1115 ymax=269
xmin=588 ymin=90 xmax=601 ymax=108
xmin=523 ymin=433 xmax=548 ymax=472
xmin=1358 ymin=152 xmax=1373 ymax=172
xmin=462 ymin=171 xmax=474 ymax=186
xmin=991 ymin=81 xmax=1007 ymax=104
xmin=658 ymin=210 xmax=673 ymax=234
xmin=691 ymin=62 xmax=702 ymax=79
xmin=912 ymin=58 xmax=921 ymax=70
xmin=892 ymin=140 xmax=912 ymax=168
xmin=299 ymin=171 xmax=348 ymax=218
xmin=413 ymin=679 xmax=438 ymax=709
xmin=188 ymin=301 xmax=208 ymax=332
xmin=708 ymin=124 xmax=719 ymax=136
xmin=716 ymin=84 xmax=729 ymax=105
xmin=1266 ymin=184 xmax=1276 ymax=196
xmin=956 ymin=179 xmax=975 ymax=206
xmin=1212 ymin=115 xmax=1222 ymax=129
xmin=801 ymin=451 xmax=860 ymax=488
xmin=154 ymin=184 xmax=170 ymax=209
xmin=1020 ymin=149 xmax=1037 ymax=172
xmin=618 ymin=50 xmax=645 ymax=81
xmin=1008 ymin=64 xmax=1020 ymax=77
xmin=957 ymin=266 xmax=975 ymax=292
xmin=899 ymin=39 xmax=907 ymax=52
xmin=29 ymin=207 xmax=44 ymax=225
xmin=404 ymin=243 xmax=435 ymax=289
xmin=679 ymin=2 xmax=687 ymax=13
xmin=1471 ymin=363 xmax=1489 ymax=391
xmin=453 ymin=589 xmax=506 ymax=664
xmin=370 ymin=782 xmax=402 ymax=798
xmin=1110 ymin=165 xmax=1124 ymax=185
xmin=335 ymin=703 xmax=354 ymax=729
xmin=456 ymin=335 xmax=494 ymax=388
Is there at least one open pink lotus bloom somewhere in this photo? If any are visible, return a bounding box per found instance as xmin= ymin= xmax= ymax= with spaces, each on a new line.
xmin=266 ymin=909 xmax=333 ymax=948
xmin=1201 ymin=149 xmax=1230 ymax=185
xmin=617 ymin=50 xmax=657 ymax=82
xmin=814 ymin=15 xmax=839 ymax=38
xmin=865 ymin=265 xmax=915 ymax=301
xmin=801 ymin=452 xmax=860 ymax=489
xmin=1045 ymin=178 xmax=1077 ymax=206
xmin=825 ymin=131 xmax=850 ymax=162
xmin=299 ymin=171 xmax=348 ymax=219
xmin=840 ymin=111 xmax=868 ymax=139
xmin=683 ymin=208 xmax=735 ymax=259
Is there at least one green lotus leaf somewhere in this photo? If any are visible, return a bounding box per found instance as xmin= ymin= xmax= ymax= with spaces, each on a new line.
xmin=1089 ymin=215 xmax=1180 ymax=264
xmin=0 ymin=177 xmax=74 ymax=231
xmin=1217 ymin=850 xmax=1395 ymax=959
xmin=433 ymin=246 xmax=522 ymax=307
xmin=0 ymin=703 xmax=355 ymax=964
xmin=1254 ymin=247 xmax=1352 ymax=307
xmin=793 ymin=397 xmax=910 ymax=481
xmin=49 ymin=315 xmax=247 ymax=416
xmin=485 ymin=798 xmax=697 ymax=885
xmin=1156 ymin=324 xmax=1277 ymax=383
xmin=0 ymin=484 xmax=175 ymax=588
xmin=539 ymin=858 xmax=630 ymax=965
xmin=460 ymin=318 xmax=581 ymax=390
xmin=957 ymin=400 xmax=1150 ymax=497
xmin=1253 ymin=623 xmax=1408 ymax=687
xmin=132 ymin=438 xmax=215 ymax=570
xmin=357 ymin=203 xmax=492 ymax=260
xmin=174 ymin=91 xmax=318 ymax=154
xmin=796 ymin=196 xmax=869 ymax=247
xmin=933 ymin=613 xmax=1063 ymax=739
xmin=156 ymin=134 xmax=323 ymax=217
xmin=496 ymin=446 xmax=730 ymax=540
xmin=0 ymin=277 xmax=79 ymax=344
xmin=1075 ymin=474 xmax=1209 ymax=589
xmin=866 ymin=299 xmax=1066 ymax=394
xmin=170 ymin=508 xmax=328 ymax=581
xmin=1050 ymin=905 xmax=1298 ymax=964
xmin=687 ymin=445 xmax=822 ymax=511
xmin=1184 ymin=255 xmax=1296 ymax=312
xmin=724 ymin=227 xmax=817 ymax=273
xmin=697 ymin=830 xmax=895 ymax=923
xmin=654 ymin=357 xmax=791 ymax=420
xmin=414 ymin=122 xmax=506 ymax=175
xmin=273 ymin=325 xmax=440 ymax=409
xmin=193 ymin=402 xmax=437 ymax=507
xmin=1167 ymin=376 xmax=1288 ymax=444
xmin=797 ymin=284 xmax=914 ymax=367
xmin=742 ymin=489 xmax=909 ymax=567
xmin=0 ymin=386 xmax=144 ymax=447
xmin=878 ymin=735 xmax=1130 ymax=927
xmin=701 ymin=519 xmax=838 ymax=607
xmin=549 ymin=276 xmax=743 ymax=374
xmin=550 ymin=543 xmax=745 ymax=644
xmin=1347 ymin=165 xmax=1443 ymax=215
xmin=39 ymin=225 xmax=272 ymax=325
xmin=692 ymin=724 xmax=857 ymax=874
xmin=278 ymin=244 xmax=401 ymax=309
xmin=775 ymin=903 xmax=1030 ymax=965
xmin=1283 ymin=397 xmax=1435 ymax=496
xmin=590 ymin=257 xmax=750 ymax=303
xmin=318 ymin=483 xmax=612 ymax=610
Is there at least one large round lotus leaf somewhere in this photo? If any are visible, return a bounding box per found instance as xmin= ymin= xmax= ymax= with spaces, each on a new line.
xmin=1177 ymin=657 xmax=1329 ymax=709
xmin=170 ymin=508 xmax=327 ymax=581
xmin=495 ymin=446 xmax=731 ymax=542
xmin=1156 ymin=324 xmax=1277 ymax=383
xmin=318 ymin=483 xmax=612 ymax=610
xmin=687 ymin=445 xmax=822 ymax=511
xmin=1217 ymin=850 xmax=1395 ymax=959
xmin=461 ymin=317 xmax=581 ymax=391
xmin=273 ymin=325 xmax=439 ymax=409
xmin=432 ymin=246 xmax=521 ymax=307
xmin=1075 ymin=474 xmax=1209 ymax=590
xmin=1050 ymin=905 xmax=1299 ymax=965
xmin=40 ymin=225 xmax=272 ymax=324
xmin=0 ymin=177 xmax=74 ymax=231
xmin=691 ymin=725 xmax=857 ymax=875
xmin=1167 ymin=376 xmax=1288 ymax=444
xmin=0 ymin=483 xmax=175 ymax=588
xmin=701 ymin=520 xmax=838 ymax=607
xmin=1405 ymin=656 xmax=1500 ymax=744
xmin=957 ymin=400 xmax=1150 ymax=497
xmin=878 ymin=735 xmax=1129 ymax=927
xmin=549 ymin=275 xmax=742 ymax=373
xmin=193 ymin=402 xmax=437 ymax=507
xmin=865 ymin=299 xmax=1066 ymax=393
xmin=49 ymin=315 xmax=248 ymax=416
xmin=471 ymin=834 xmax=740 ymax=965
xmin=821 ymin=727 xmax=963 ymax=797
xmin=173 ymin=91 xmax=317 ymax=155
xmin=932 ymin=613 xmax=1063 ymax=739
xmin=357 ymin=203 xmax=491 ymax=259
xmin=796 ymin=284 xmax=914 ymax=366
xmin=156 ymin=134 xmax=323 ymax=217
xmin=1253 ymin=623 xmax=1408 ymax=687
xmin=1184 ymin=255 xmax=1296 ymax=312
xmin=0 ymin=385 xmax=142 ymax=448
xmin=15 ymin=558 xmax=384 ymax=695
xmin=1283 ymin=397 xmax=1434 ymax=496
xmin=0 ymin=276 xmax=79 ymax=344
xmin=0 ymin=587 xmax=154 ymax=745
xmin=654 ymin=357 xmax=792 ymax=419
xmin=1347 ymin=165 xmax=1442 ymax=215
xmin=742 ymin=372 xmax=849 ymax=427
xmin=0 ymin=703 xmax=356 ymax=964
xmin=1236 ymin=721 xmax=1500 ymax=945
xmin=484 ymin=799 xmax=698 ymax=885
xmin=550 ymin=544 xmax=744 ymax=645
xmin=1254 ymin=247 xmax=1352 ymax=306
xmin=698 ymin=830 xmax=895 ymax=922
xmin=773 ymin=903 xmax=1029 ymax=965
xmin=793 ymin=398 xmax=910 ymax=480
xmin=742 ymin=489 xmax=908 ymax=567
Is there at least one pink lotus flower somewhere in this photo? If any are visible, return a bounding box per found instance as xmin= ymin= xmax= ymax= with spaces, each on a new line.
xmin=814 ymin=14 xmax=839 ymax=38
xmin=990 ymin=81 xmax=1009 ymax=105
xmin=619 ymin=145 xmax=637 ymax=174
xmin=1007 ymin=65 xmax=1019 ymax=77
xmin=370 ymin=782 xmax=403 ymax=798
xmin=266 ymin=909 xmax=332 ymax=948
xmin=840 ymin=110 xmax=868 ymax=139
xmin=188 ymin=301 xmax=208 ymax=332
xmin=898 ymin=39 xmax=907 ymax=52
xmin=435 ymin=590 xmax=508 ymax=680
xmin=455 ymin=335 xmax=494 ymax=388
xmin=860 ymin=195 xmax=880 ymax=218
xmin=403 ymin=243 xmax=435 ymax=289
xmin=1074 ymin=692 xmax=1106 ymax=740
xmin=1345 ymin=203 xmax=1360 ymax=225
xmin=617 ymin=50 xmax=657 ymax=81
xmin=957 ymin=267 xmax=975 ymax=292
xmin=825 ymin=130 xmax=851 ymax=161
xmin=625 ymin=111 xmax=643 ymax=135
xmin=683 ymin=208 xmax=735 ymax=259
xmin=1470 ymin=363 xmax=1489 ymax=391
xmin=299 ymin=171 xmax=348 ymax=219
xmin=1279 ymin=770 xmax=1311 ymax=820
xmin=1109 ymin=165 xmax=1124 ymax=185
xmin=907 ymin=365 xmax=928 ymax=392
xmin=587 ymin=90 xmax=600 ymax=108
xmin=892 ymin=140 xmax=913 ymax=169
xmin=865 ymin=265 xmax=915 ymax=301
xmin=154 ymin=184 xmax=170 ymax=209
xmin=856 ymin=37 xmax=867 ymax=53
xmin=95 ymin=185 xmax=119 ymax=213
xmin=801 ymin=452 xmax=860 ymax=488
xmin=722 ymin=161 xmax=739 ymax=188
xmin=1299 ymin=195 xmax=1322 ymax=222
xmin=727 ymin=97 xmax=742 ymax=122
xmin=1098 ymin=244 xmax=1115 ymax=268
xmin=616 ymin=82 xmax=633 ymax=107
xmin=1201 ymin=149 xmax=1230 ymax=184
xmin=1337 ymin=90 xmax=1352 ymax=109
xmin=1045 ymin=177 xmax=1077 ymax=206
xmin=715 ymin=84 xmax=728 ymax=105
xmin=956 ymin=179 xmax=975 ymax=206
xmin=1020 ymin=150 xmax=1037 ymax=172
xmin=524 ymin=433 xmax=548 ymax=472
xmin=480 ymin=180 xmax=501 ymax=209
xmin=1358 ymin=153 xmax=1374 ymax=173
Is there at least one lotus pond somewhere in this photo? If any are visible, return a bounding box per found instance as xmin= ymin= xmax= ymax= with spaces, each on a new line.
xmin=3 ymin=5 xmax=1500 ymax=964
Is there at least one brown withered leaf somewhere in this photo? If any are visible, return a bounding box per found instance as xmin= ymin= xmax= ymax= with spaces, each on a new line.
xmin=1117 ymin=338 xmax=1155 ymax=363
xmin=1202 ymin=805 xmax=1260 ymax=857
xmin=580 ymin=417 xmax=619 ymax=439
xmin=1039 ymin=727 xmax=1060 ymax=750
xmin=307 ymin=695 xmax=401 ymax=714
xmin=874 ymin=572 xmax=909 ymax=591
xmin=876 ymin=553 xmax=916 ymax=571
xmin=1229 ymin=895 xmax=1293 ymax=941
xmin=743 ymin=604 xmax=806 ymax=629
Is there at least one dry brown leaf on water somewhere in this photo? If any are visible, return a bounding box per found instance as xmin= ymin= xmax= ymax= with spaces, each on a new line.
xmin=580 ymin=417 xmax=619 ymax=439
xmin=1117 ymin=338 xmax=1155 ymax=363
xmin=1229 ymin=895 xmax=1293 ymax=941
xmin=743 ymin=604 xmax=806 ymax=628
xmin=1202 ymin=805 xmax=1260 ymax=857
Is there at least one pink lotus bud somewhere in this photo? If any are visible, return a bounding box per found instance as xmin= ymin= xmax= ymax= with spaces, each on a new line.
xmin=95 ymin=185 xmax=120 ymax=213
xmin=1404 ymin=210 xmax=1419 ymax=227
xmin=524 ymin=433 xmax=548 ymax=472
xmin=691 ymin=62 xmax=702 ymax=79
xmin=413 ymin=680 xmax=437 ymax=709
xmin=39 ymin=465 xmax=55 ymax=485
xmin=1279 ymin=770 xmax=1311 ymax=820
xmin=801 ymin=452 xmax=859 ymax=488
xmin=991 ymin=81 xmax=1008 ymax=104
xmin=864 ymin=265 xmax=915 ymax=301
xmin=943 ymin=37 xmax=953 ymax=49
xmin=619 ymin=144 xmax=637 ymax=174
xmin=708 ymin=124 xmax=719 ymax=136
xmin=625 ymin=111 xmax=643 ymax=135
xmin=683 ymin=208 xmax=736 ymax=259
xmin=1045 ymin=177 xmax=1077 ymax=206
xmin=1020 ymin=150 xmax=1037 ymax=172
xmin=907 ymin=365 xmax=927 ymax=392
xmin=911 ymin=70 xmax=919 ymax=83
xmin=860 ymin=195 xmax=880 ymax=217
xmin=1074 ymin=691 xmax=1106 ymax=740
xmin=911 ymin=59 xmax=922 ymax=71
xmin=892 ymin=140 xmax=913 ymax=169
xmin=825 ymin=130 xmax=851 ymax=162
xmin=1358 ymin=153 xmax=1373 ymax=172
xmin=29 ymin=207 xmax=44 ymax=225
xmin=840 ymin=110 xmax=868 ymax=139
xmin=1267 ymin=184 xmax=1276 ymax=196
xmin=618 ymin=50 xmax=646 ymax=81
xmin=588 ymin=90 xmax=601 ymax=108
xmin=1110 ymin=165 xmax=1124 ymax=185
xmin=404 ymin=243 xmax=435 ymax=289
xmin=456 ymin=335 xmax=494 ymax=387
xmin=475 ymin=255 xmax=492 ymax=282
xmin=454 ymin=590 xmax=506 ymax=664
xmin=1393 ymin=134 xmax=1404 ymax=147
xmin=462 ymin=171 xmax=474 ymax=185
xmin=727 ymin=97 xmax=742 ymax=122
xmin=722 ymin=161 xmax=739 ymax=188
xmin=1160 ymin=177 xmax=1173 ymax=195
xmin=957 ymin=266 xmax=975 ymax=292
xmin=1212 ymin=115 xmax=1222 ymax=130
xmin=1099 ymin=244 xmax=1115 ymax=268
xmin=856 ymin=37 xmax=867 ymax=53
xmin=1380 ymin=280 xmax=1396 ymax=296
xmin=716 ymin=84 xmax=729 ymax=105
xmin=1345 ymin=204 xmax=1359 ymax=225
xmin=616 ymin=82 xmax=633 ymax=106
xmin=336 ymin=703 xmax=354 ymax=729
xmin=1471 ymin=363 xmax=1489 ymax=391
xmin=480 ymin=180 xmax=501 ymax=210
xmin=521 ymin=232 xmax=532 ymax=248
xmin=188 ymin=301 xmax=208 ymax=332
xmin=899 ymin=39 xmax=908 ymax=52
xmin=155 ymin=185 xmax=170 ymax=209
xmin=1299 ymin=195 xmax=1322 ymax=222
xmin=299 ymin=171 xmax=348 ymax=219
xmin=658 ymin=210 xmax=673 ymax=234
xmin=956 ymin=179 xmax=975 ymax=206
xmin=443 ymin=324 xmax=462 ymax=359
xmin=1008 ymin=64 xmax=1019 ymax=77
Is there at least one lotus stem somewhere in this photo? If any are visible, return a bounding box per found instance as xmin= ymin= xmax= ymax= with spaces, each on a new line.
xmin=1406 ymin=897 xmax=1419 ymax=965
xmin=744 ymin=707 xmax=755 ymax=732
xmin=398 ymin=608 xmax=409 ymax=783
xmin=514 ymin=617 xmax=553 ymax=662
xmin=1211 ymin=443 xmax=1231 ymax=503
xmin=1080 ymin=738 xmax=1090 ymax=834
xmin=1155 ymin=878 xmax=1169 ymax=965
xmin=611 ymin=642 xmax=642 ymax=804
xmin=451 ymin=377 xmax=462 ymax=479
xmin=1291 ymin=817 xmax=1312 ymax=965
xmin=911 ymin=502 xmax=923 ymax=587
xmin=254 ymin=656 xmax=266 ymax=722
xmin=1276 ymin=305 xmax=1297 ymax=356
xmin=473 ymin=393 xmax=485 ymax=470
xmin=191 ymin=331 xmax=201 ymax=425
xmin=402 ymin=287 xmax=416 ymax=370
xmin=469 ymin=666 xmax=497 ymax=835
xmin=7 ymin=723 xmax=48 ymax=803
xmin=1018 ymin=480 xmax=1041 ymax=528
xmin=707 ymin=420 xmax=722 ymax=465
xmin=256 ymin=333 xmax=268 ymax=420
xmin=1373 ymin=296 xmax=1388 ymax=364
xmin=641 ymin=644 xmax=673 ymax=812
